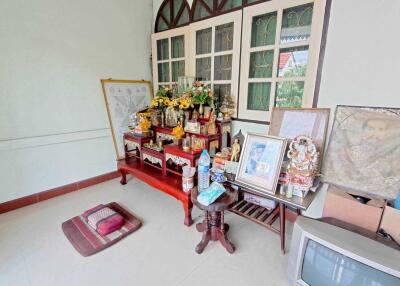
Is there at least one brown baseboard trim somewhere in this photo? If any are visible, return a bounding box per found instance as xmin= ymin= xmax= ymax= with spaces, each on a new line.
xmin=0 ymin=170 xmax=120 ymax=214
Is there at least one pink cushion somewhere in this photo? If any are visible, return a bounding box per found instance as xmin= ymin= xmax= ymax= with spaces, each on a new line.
xmin=82 ymin=204 xmax=124 ymax=236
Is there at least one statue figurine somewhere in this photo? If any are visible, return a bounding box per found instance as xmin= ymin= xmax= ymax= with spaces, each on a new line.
xmin=230 ymin=138 xmax=241 ymax=162
xmin=207 ymin=110 xmax=217 ymax=135
xmin=192 ymin=109 xmax=199 ymax=121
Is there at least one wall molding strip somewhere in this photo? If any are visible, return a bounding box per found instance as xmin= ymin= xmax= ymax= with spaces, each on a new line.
xmin=0 ymin=170 xmax=120 ymax=214
xmin=0 ymin=128 xmax=111 ymax=151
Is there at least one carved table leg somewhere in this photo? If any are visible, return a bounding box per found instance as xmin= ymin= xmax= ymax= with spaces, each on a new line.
xmin=119 ymin=169 xmax=127 ymax=185
xmin=183 ymin=200 xmax=193 ymax=227
xmin=217 ymin=211 xmax=235 ymax=253
xmin=209 ymin=211 xmax=221 ymax=241
xmin=217 ymin=229 xmax=235 ymax=254
xmin=195 ymin=211 xmax=210 ymax=254
xmin=196 ymin=211 xmax=207 ymax=232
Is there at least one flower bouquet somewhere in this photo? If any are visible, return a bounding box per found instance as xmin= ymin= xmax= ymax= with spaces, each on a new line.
xmin=188 ymin=82 xmax=213 ymax=117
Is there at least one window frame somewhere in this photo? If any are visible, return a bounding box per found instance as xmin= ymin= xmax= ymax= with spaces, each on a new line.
xmin=155 ymin=0 xmax=191 ymax=32
xmin=238 ymin=0 xmax=327 ymax=121
xmin=187 ymin=10 xmax=242 ymax=116
xmin=151 ymin=26 xmax=190 ymax=93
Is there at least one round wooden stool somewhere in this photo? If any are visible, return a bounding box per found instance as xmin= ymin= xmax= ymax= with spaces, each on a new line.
xmin=191 ymin=187 xmax=238 ymax=254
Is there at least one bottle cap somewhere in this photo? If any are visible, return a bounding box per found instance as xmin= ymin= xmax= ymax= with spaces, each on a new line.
xmin=201 ymin=149 xmax=208 ymax=155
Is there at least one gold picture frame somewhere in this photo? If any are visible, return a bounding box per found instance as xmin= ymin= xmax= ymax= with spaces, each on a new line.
xmin=101 ymin=79 xmax=153 ymax=160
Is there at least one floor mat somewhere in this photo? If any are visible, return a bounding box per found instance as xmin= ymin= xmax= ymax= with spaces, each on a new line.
xmin=62 ymin=202 xmax=142 ymax=256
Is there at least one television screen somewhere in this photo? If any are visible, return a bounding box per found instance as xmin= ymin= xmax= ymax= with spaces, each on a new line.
xmin=301 ymin=239 xmax=400 ymax=286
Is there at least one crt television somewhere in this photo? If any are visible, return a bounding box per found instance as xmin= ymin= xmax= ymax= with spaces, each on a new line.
xmin=288 ymin=216 xmax=400 ymax=286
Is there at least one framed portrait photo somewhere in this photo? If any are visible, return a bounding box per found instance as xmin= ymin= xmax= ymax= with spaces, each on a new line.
xmin=235 ymin=133 xmax=288 ymax=195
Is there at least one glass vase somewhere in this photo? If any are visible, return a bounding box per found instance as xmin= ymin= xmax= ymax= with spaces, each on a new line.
xmin=161 ymin=111 xmax=165 ymax=127
xmin=198 ymin=104 xmax=204 ymax=118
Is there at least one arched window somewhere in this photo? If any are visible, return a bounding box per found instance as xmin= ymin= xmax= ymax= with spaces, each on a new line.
xmin=155 ymin=0 xmax=191 ymax=32
xmin=191 ymin=0 xmax=244 ymax=22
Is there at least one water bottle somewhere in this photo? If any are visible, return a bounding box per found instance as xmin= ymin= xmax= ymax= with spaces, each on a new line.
xmin=198 ymin=149 xmax=210 ymax=192
xmin=395 ymin=192 xmax=400 ymax=210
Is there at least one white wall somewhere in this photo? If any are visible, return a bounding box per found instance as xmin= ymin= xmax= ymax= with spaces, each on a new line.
xmin=152 ymin=0 xmax=400 ymax=217
xmin=0 ymin=0 xmax=153 ymax=202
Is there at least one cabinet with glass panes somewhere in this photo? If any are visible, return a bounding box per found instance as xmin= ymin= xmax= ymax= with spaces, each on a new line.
xmin=188 ymin=10 xmax=242 ymax=117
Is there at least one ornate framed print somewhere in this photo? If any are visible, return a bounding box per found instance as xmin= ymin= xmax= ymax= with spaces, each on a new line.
xmin=101 ymin=79 xmax=153 ymax=160
xmin=235 ymin=133 xmax=287 ymax=195
xmin=322 ymin=105 xmax=400 ymax=199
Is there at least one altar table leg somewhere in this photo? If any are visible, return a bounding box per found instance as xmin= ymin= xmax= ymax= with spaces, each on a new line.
xmin=183 ymin=200 xmax=193 ymax=227
xmin=280 ymin=203 xmax=286 ymax=254
xmin=119 ymin=169 xmax=127 ymax=185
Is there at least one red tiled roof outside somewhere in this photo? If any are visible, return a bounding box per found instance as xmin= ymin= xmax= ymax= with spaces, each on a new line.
xmin=279 ymin=53 xmax=292 ymax=69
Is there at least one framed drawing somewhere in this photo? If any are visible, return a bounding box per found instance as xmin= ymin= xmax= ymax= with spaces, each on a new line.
xmin=235 ymin=133 xmax=287 ymax=195
xmin=322 ymin=105 xmax=400 ymax=199
xmin=101 ymin=79 xmax=153 ymax=160
xmin=269 ymin=107 xmax=330 ymax=169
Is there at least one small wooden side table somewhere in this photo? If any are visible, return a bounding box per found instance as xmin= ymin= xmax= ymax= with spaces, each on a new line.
xmin=191 ymin=187 xmax=238 ymax=254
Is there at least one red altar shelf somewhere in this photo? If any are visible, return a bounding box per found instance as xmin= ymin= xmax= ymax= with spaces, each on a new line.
xmin=118 ymin=158 xmax=193 ymax=226
xmin=185 ymin=131 xmax=220 ymax=153
xmin=124 ymin=132 xmax=154 ymax=160
xmin=164 ymin=144 xmax=201 ymax=176
xmin=153 ymin=126 xmax=175 ymax=142
xmin=198 ymin=118 xmax=232 ymax=148
xmin=140 ymin=145 xmax=166 ymax=176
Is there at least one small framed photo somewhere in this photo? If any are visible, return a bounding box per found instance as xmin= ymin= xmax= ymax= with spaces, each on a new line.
xmin=235 ymin=133 xmax=288 ymax=195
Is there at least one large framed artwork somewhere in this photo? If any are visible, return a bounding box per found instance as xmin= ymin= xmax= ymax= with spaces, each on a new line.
xmin=235 ymin=133 xmax=287 ymax=195
xmin=269 ymin=107 xmax=330 ymax=171
xmin=101 ymin=79 xmax=153 ymax=160
xmin=322 ymin=105 xmax=400 ymax=199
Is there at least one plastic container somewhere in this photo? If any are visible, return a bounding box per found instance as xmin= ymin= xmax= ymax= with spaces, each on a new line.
xmin=395 ymin=192 xmax=400 ymax=209
xmin=198 ymin=149 xmax=211 ymax=192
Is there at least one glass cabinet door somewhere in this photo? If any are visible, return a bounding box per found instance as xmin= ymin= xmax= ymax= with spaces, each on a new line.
xmin=238 ymin=0 xmax=327 ymax=121
xmin=189 ymin=11 xmax=242 ymax=116
xmin=152 ymin=26 xmax=189 ymax=93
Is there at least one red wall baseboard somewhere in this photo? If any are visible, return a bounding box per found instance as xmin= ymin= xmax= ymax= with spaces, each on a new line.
xmin=0 ymin=170 xmax=120 ymax=214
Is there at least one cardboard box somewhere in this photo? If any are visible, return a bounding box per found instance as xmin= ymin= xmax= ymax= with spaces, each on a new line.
xmin=380 ymin=205 xmax=400 ymax=244
xmin=322 ymin=185 xmax=385 ymax=232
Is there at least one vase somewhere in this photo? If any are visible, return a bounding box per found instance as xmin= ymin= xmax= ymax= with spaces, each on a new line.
xmin=199 ymin=104 xmax=204 ymax=118
xmin=179 ymin=110 xmax=185 ymax=125
xmin=160 ymin=111 xmax=165 ymax=127
xmin=203 ymin=106 xmax=211 ymax=119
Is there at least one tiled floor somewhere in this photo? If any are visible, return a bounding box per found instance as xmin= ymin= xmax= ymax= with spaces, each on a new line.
xmin=0 ymin=177 xmax=293 ymax=286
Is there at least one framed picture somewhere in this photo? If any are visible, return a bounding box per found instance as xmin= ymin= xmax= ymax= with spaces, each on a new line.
xmin=235 ymin=133 xmax=288 ymax=195
xmin=322 ymin=105 xmax=400 ymax=199
xmin=101 ymin=79 xmax=153 ymax=160
xmin=269 ymin=107 xmax=330 ymax=169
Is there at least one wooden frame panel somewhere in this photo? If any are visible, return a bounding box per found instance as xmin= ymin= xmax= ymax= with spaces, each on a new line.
xmin=238 ymin=0 xmax=327 ymax=121
xmin=151 ymin=26 xmax=191 ymax=92
xmin=188 ymin=10 xmax=242 ymax=116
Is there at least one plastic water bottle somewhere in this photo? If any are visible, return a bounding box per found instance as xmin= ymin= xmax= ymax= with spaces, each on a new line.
xmin=395 ymin=192 xmax=400 ymax=210
xmin=198 ymin=149 xmax=210 ymax=192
